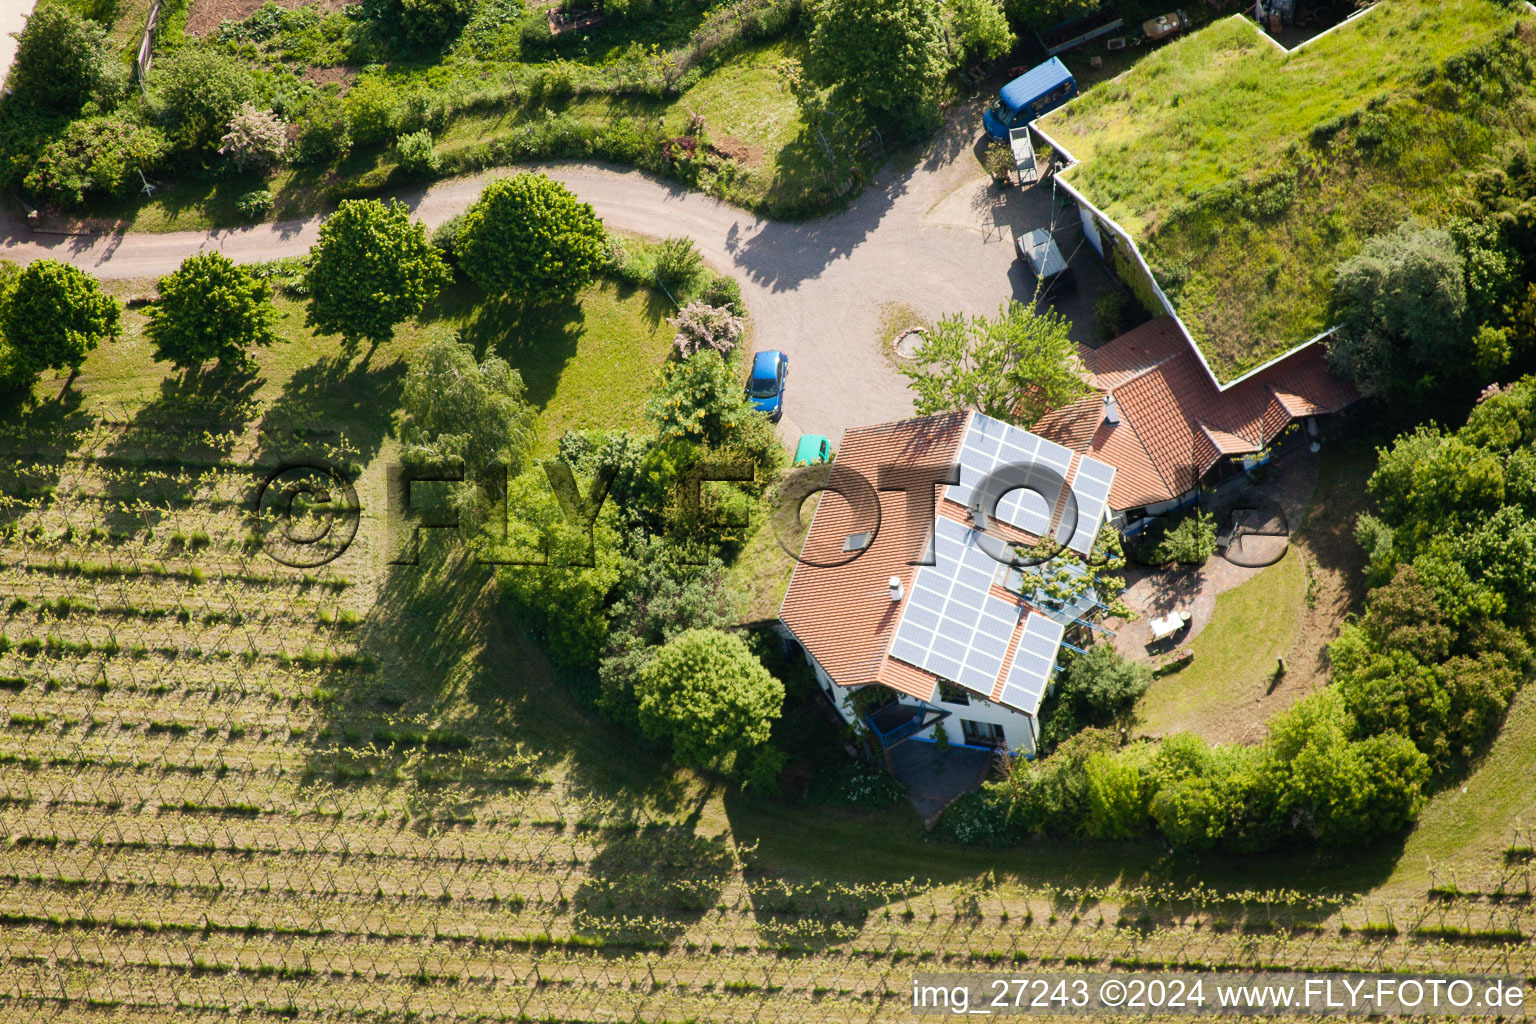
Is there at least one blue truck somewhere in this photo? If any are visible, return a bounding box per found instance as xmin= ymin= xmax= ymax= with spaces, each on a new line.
xmin=982 ymin=57 xmax=1079 ymax=140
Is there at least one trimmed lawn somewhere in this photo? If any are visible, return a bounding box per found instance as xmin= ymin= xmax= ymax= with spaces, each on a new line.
xmin=72 ymin=274 xmax=675 ymax=452
xmin=1378 ymin=686 xmax=1536 ymax=898
xmin=1133 ymin=548 xmax=1308 ymax=739
xmin=501 ymin=281 xmax=675 ymax=451
xmin=725 ymin=495 xmax=799 ymax=624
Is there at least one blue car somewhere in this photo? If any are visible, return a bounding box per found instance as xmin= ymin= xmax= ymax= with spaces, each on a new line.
xmin=747 ymin=350 xmax=788 ymax=421
xmin=983 ymin=58 xmax=1078 ymax=140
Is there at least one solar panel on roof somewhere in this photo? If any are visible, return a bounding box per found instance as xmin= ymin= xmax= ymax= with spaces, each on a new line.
xmin=889 ymin=517 xmax=1025 ymax=698
xmin=997 ymin=613 xmax=1065 ymax=715
xmin=949 ymin=413 xmax=1085 ymax=548
xmin=1067 ymin=455 xmax=1116 ymax=553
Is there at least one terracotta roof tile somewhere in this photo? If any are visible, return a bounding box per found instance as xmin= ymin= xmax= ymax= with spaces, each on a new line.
xmin=1033 ymin=394 xmax=1103 ymax=453
xmin=779 ymin=411 xmax=970 ymax=689
xmin=1038 ymin=319 xmax=1357 ymax=510
xmin=1200 ymin=423 xmax=1260 ymax=455
xmin=1080 ymin=317 xmax=1189 ymax=390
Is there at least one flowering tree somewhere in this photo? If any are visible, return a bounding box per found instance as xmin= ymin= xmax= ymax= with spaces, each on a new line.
xmin=669 ymin=302 xmax=743 ymax=359
xmin=219 ymin=103 xmax=287 ymax=171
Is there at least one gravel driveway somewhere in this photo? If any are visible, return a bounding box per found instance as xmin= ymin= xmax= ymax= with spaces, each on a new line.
xmin=0 ymin=112 xmax=1115 ymax=441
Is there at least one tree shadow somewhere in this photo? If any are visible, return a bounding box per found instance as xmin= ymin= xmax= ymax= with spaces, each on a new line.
xmin=571 ymin=825 xmax=735 ymax=947
xmin=254 ymin=350 xmax=406 ymax=471
xmin=741 ymin=867 xmax=922 ymax=952
xmin=457 ymin=294 xmax=585 ymax=412
xmin=735 ymin=134 xmax=909 ymax=293
xmin=98 ymin=363 xmax=262 ymax=534
xmin=297 ymin=549 xmax=697 ymax=828
xmin=0 ymin=387 xmax=93 ymax=535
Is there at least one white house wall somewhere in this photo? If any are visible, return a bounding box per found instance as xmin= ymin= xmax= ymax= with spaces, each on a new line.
xmin=929 ymin=684 xmax=1039 ymax=757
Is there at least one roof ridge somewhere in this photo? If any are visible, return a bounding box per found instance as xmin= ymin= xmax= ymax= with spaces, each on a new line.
xmin=1106 ymin=351 xmax=1182 ymax=392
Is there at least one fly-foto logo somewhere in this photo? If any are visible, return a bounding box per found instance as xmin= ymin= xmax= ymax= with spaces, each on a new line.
xmin=253 ymin=456 xmax=1101 ymax=570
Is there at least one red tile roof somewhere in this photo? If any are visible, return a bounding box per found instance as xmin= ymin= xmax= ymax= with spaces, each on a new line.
xmin=779 ymin=412 xmax=970 ymax=695
xmin=780 ymin=411 xmax=1115 ymax=714
xmin=1036 ymin=319 xmax=1357 ymax=509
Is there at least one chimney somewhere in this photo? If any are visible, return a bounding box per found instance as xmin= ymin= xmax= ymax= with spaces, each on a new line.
xmin=888 ymin=576 xmax=904 ymax=603
xmin=971 ymin=503 xmax=989 ymax=532
xmin=1103 ymin=393 xmax=1120 ymax=425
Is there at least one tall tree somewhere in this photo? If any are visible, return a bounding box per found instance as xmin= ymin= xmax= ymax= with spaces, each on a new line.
xmin=900 ymin=301 xmax=1084 ymax=426
xmin=635 ymin=628 xmax=784 ymax=771
xmin=2 ymin=260 xmax=120 ymax=383
xmin=304 ymin=199 xmax=449 ymax=348
xmin=5 ymin=0 xmax=125 ymax=114
xmin=399 ymin=332 xmax=535 ymax=474
xmin=145 ymin=252 xmax=279 ymax=370
xmin=949 ymin=0 xmax=1014 ymax=66
xmin=457 ymin=173 xmax=607 ymax=303
xmin=1329 ymin=223 xmax=1468 ymax=399
xmin=805 ymin=0 xmax=948 ymax=125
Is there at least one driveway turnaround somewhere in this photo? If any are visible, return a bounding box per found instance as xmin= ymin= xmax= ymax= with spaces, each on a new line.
xmin=0 ymin=115 xmax=1114 ymax=440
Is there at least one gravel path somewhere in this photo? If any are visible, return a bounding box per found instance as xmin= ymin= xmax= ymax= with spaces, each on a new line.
xmin=0 ymin=111 xmax=1110 ymax=441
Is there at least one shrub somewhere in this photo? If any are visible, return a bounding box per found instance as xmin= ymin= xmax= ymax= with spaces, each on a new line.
xmin=646 ymin=349 xmax=749 ymax=448
xmin=670 ymin=302 xmax=744 ymax=359
xmin=699 ymin=274 xmax=745 ymax=316
xmin=635 ymin=628 xmax=784 ymax=771
xmin=145 ymin=252 xmax=279 ymax=370
xmin=6 ymin=0 xmax=125 ymax=114
xmin=983 ymin=141 xmax=1013 ymax=180
xmin=342 ymin=76 xmax=398 ymax=147
xmin=1150 ymin=508 xmax=1216 ymax=566
xmin=219 ymin=103 xmax=287 ymax=172
xmin=395 ymin=130 xmax=440 ymax=176
xmin=458 ymin=173 xmax=607 ymax=302
xmin=742 ymin=746 xmax=789 ymax=795
xmin=1094 ymin=289 xmax=1125 ymax=342
xmin=1083 ymin=746 xmax=1153 ymax=840
xmin=598 ymin=545 xmax=737 ymax=726
xmin=293 ymin=94 xmax=352 ymax=165
xmin=499 ymin=468 xmax=623 ymax=672
xmin=431 ymin=213 xmax=467 ymax=264
xmin=236 ymin=189 xmax=274 ymax=220
xmin=22 ymin=115 xmax=167 ymax=208
xmin=935 ymin=790 xmax=1022 ymax=847
xmin=1041 ymin=643 xmax=1151 ymax=747
xmin=155 ymin=49 xmax=257 ymax=155
xmin=388 ymin=0 xmax=476 ymax=50
xmin=651 ymin=236 xmax=707 ymax=296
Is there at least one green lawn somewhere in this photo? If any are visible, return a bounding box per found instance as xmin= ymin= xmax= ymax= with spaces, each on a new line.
xmin=1037 ymin=0 xmax=1533 ymax=380
xmin=1133 ymin=548 xmax=1307 ymax=739
xmin=75 ymin=274 xmax=675 ymax=452
xmin=1377 ymin=686 xmax=1536 ymax=899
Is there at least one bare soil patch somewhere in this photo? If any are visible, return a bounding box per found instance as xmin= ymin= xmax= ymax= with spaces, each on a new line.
xmin=709 ymin=135 xmax=766 ymax=167
xmin=186 ymin=0 xmax=356 ymax=37
xmin=303 ymin=64 xmax=360 ymax=93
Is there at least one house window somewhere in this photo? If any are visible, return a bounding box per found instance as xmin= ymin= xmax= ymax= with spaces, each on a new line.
xmin=938 ymin=681 xmax=970 ymax=706
xmin=961 ymin=720 xmax=1006 ymax=747
xmin=842 ymin=531 xmax=872 ymax=552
